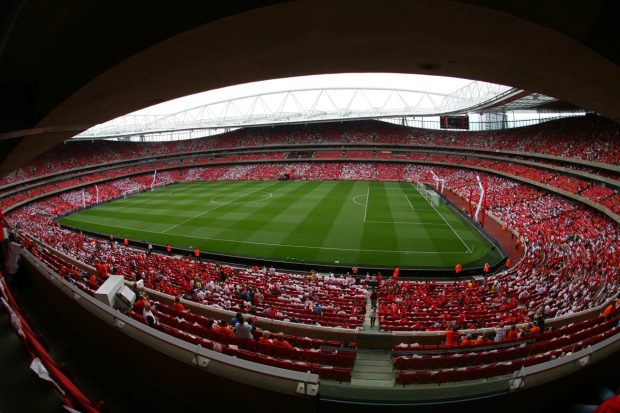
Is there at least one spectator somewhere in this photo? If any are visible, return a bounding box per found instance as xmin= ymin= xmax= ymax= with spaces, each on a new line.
xmin=506 ymin=325 xmax=518 ymax=341
xmin=370 ymin=289 xmax=377 ymax=309
xmin=272 ymin=333 xmax=292 ymax=348
xmin=230 ymin=312 xmax=243 ymax=327
xmin=171 ymin=295 xmax=185 ymax=312
xmin=313 ymin=303 xmax=322 ymax=316
xmin=370 ymin=308 xmax=377 ymax=328
xmin=474 ymin=332 xmax=492 ymax=346
xmin=258 ymin=330 xmax=272 ymax=344
xmin=460 ymin=333 xmax=474 ymax=346
xmin=444 ymin=325 xmax=459 ymax=346
xmin=215 ymin=320 xmax=233 ymax=336
xmin=494 ymin=325 xmax=507 ymax=342
xmin=143 ymin=303 xmax=158 ymax=327
xmin=4 ymin=233 xmax=21 ymax=276
xmin=233 ymin=316 xmax=253 ymax=340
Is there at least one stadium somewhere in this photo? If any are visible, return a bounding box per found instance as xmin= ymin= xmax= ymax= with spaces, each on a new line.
xmin=0 ymin=2 xmax=619 ymax=413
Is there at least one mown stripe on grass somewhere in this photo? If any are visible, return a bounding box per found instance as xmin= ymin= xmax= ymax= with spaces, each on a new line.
xmin=270 ymin=181 xmax=353 ymax=263
xmin=59 ymin=180 xmax=504 ymax=269
xmin=315 ymin=181 xmax=367 ymax=266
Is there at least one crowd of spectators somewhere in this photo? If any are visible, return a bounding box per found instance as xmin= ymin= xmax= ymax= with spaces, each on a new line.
xmin=2 ymin=116 xmax=618 ymax=190
xmin=1 ymin=152 xmax=616 ymax=236
xmin=1 ymin=116 xmax=618 ymax=389
xmin=4 ymin=163 xmax=618 ymax=336
xmin=2 ymin=149 xmax=618 ymax=387
xmin=340 ymin=163 xmax=375 ymax=180
xmin=7 ymin=178 xmax=369 ymax=329
xmin=1 ymin=114 xmax=618 ymax=337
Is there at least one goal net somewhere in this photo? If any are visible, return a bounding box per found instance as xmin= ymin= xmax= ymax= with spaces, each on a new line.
xmin=416 ymin=182 xmax=440 ymax=206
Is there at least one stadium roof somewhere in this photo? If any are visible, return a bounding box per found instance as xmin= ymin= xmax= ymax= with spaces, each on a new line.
xmin=73 ymin=74 xmax=546 ymax=140
xmin=1 ymin=0 xmax=618 ymax=171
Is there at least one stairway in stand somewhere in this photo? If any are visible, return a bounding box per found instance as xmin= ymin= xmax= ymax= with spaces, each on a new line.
xmin=350 ymin=351 xmax=395 ymax=387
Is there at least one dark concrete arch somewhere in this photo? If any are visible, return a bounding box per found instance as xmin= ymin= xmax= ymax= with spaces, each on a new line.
xmin=1 ymin=0 xmax=619 ymax=171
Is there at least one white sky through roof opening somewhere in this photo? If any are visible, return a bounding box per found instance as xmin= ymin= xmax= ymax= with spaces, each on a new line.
xmin=76 ymin=73 xmax=539 ymax=140
xmin=131 ymin=73 xmax=478 ymax=116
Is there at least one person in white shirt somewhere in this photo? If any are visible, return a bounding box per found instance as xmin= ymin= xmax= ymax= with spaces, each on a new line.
xmin=143 ymin=303 xmax=158 ymax=327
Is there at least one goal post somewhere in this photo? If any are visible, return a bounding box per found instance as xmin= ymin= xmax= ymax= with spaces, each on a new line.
xmin=416 ymin=182 xmax=440 ymax=206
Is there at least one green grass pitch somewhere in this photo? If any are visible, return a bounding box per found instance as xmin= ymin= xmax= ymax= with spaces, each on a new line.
xmin=59 ymin=180 xmax=502 ymax=269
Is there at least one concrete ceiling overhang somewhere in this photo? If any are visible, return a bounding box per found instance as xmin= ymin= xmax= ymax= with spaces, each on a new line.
xmin=0 ymin=0 xmax=618 ymax=172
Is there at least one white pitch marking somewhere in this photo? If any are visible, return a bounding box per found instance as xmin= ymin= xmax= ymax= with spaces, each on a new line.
xmin=412 ymin=183 xmax=472 ymax=253
xmin=352 ymin=194 xmax=368 ymax=207
xmin=364 ymin=220 xmax=448 ymax=226
xmin=111 ymin=182 xmax=192 ymax=211
xmin=62 ymin=217 xmax=469 ymax=255
xmin=354 ymin=190 xmax=438 ymax=224
xmin=210 ymin=192 xmax=273 ymax=205
xmin=363 ymin=185 xmax=370 ymax=223
xmin=404 ymin=193 xmax=416 ymax=212
xmin=161 ymin=181 xmax=278 ymax=233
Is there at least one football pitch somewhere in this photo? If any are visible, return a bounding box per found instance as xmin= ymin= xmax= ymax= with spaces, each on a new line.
xmin=59 ymin=180 xmax=502 ymax=270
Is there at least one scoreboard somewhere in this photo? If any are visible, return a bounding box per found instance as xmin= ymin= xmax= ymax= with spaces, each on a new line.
xmin=440 ymin=115 xmax=469 ymax=130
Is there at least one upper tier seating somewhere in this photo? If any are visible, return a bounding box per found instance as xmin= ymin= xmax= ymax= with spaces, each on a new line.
xmin=2 ymin=116 xmax=618 ymax=187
